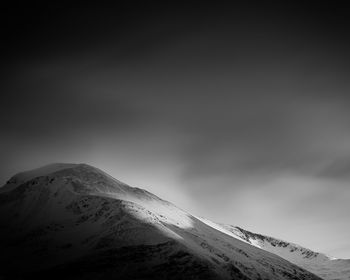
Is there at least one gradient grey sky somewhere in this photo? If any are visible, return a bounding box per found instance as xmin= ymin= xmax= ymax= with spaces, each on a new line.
xmin=1 ymin=2 xmax=350 ymax=258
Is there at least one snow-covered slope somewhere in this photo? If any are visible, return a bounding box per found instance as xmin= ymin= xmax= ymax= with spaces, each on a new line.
xmin=0 ymin=164 xmax=325 ymax=279
xmin=199 ymin=221 xmax=350 ymax=280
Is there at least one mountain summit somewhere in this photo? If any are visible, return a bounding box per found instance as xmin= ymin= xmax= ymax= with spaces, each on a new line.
xmin=0 ymin=163 xmax=346 ymax=279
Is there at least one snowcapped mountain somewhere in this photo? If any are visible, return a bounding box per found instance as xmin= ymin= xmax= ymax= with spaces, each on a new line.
xmin=208 ymin=223 xmax=350 ymax=280
xmin=0 ymin=163 xmax=340 ymax=279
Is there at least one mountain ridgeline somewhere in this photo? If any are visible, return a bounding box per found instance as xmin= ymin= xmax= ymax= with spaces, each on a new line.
xmin=0 ymin=163 xmax=348 ymax=280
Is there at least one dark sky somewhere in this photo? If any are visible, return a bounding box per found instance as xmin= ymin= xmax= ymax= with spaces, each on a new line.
xmin=2 ymin=2 xmax=350 ymax=257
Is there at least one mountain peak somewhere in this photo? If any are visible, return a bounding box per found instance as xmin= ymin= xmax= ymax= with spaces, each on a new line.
xmin=1 ymin=163 xmax=168 ymax=206
xmin=0 ymin=163 xmax=347 ymax=280
xmin=1 ymin=163 xmax=79 ymax=192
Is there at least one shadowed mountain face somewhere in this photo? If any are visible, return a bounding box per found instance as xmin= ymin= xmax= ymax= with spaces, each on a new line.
xmin=0 ymin=164 xmax=328 ymax=279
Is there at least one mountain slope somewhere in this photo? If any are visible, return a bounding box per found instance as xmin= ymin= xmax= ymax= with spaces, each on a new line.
xmin=199 ymin=221 xmax=350 ymax=280
xmin=0 ymin=163 xmax=324 ymax=280
xmin=223 ymin=225 xmax=350 ymax=280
